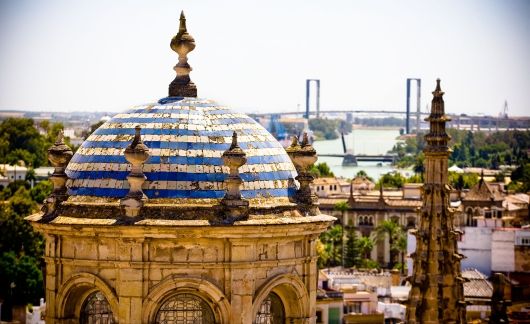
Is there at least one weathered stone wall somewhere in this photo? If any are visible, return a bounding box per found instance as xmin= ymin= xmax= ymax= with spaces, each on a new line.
xmin=39 ymin=221 xmax=329 ymax=323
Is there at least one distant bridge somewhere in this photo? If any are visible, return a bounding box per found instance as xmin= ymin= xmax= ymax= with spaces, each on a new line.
xmin=250 ymin=109 xmax=530 ymax=132
xmin=319 ymin=154 xmax=396 ymax=163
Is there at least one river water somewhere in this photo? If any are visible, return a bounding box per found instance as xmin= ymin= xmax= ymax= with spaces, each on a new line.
xmin=312 ymin=128 xmax=407 ymax=180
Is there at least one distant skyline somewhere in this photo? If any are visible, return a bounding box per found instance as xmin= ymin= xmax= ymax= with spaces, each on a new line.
xmin=0 ymin=0 xmax=529 ymax=116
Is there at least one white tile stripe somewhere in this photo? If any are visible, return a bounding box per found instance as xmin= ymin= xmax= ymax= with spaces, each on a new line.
xmin=112 ymin=112 xmax=251 ymax=120
xmin=67 ymin=179 xmax=292 ymax=191
xmin=67 ymin=162 xmax=296 ymax=173
xmin=75 ymin=147 xmax=289 ymax=158
xmin=99 ymin=122 xmax=263 ymax=131
xmin=131 ymin=104 xmax=231 ymax=112
xmin=85 ymin=133 xmax=277 ymax=144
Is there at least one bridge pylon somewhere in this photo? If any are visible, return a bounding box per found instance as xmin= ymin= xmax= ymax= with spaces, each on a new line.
xmin=406 ymin=78 xmax=421 ymax=134
xmin=305 ymin=79 xmax=320 ymax=119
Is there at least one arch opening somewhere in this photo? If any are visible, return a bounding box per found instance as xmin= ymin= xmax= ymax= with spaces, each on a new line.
xmin=80 ymin=291 xmax=115 ymax=324
xmin=253 ymin=292 xmax=285 ymax=324
xmin=155 ymin=293 xmax=215 ymax=324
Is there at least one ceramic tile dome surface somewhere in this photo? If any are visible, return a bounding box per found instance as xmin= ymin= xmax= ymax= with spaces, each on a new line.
xmin=65 ymin=97 xmax=298 ymax=201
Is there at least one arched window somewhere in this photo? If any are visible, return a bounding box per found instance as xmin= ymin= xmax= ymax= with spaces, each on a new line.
xmin=466 ymin=208 xmax=477 ymax=227
xmin=80 ymin=291 xmax=115 ymax=324
xmin=406 ymin=217 xmax=416 ymax=228
xmin=155 ymin=293 xmax=214 ymax=324
xmin=254 ymin=292 xmax=285 ymax=324
xmin=359 ymin=216 xmax=365 ymax=226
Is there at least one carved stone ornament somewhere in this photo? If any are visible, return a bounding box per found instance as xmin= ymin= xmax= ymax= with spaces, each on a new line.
xmin=286 ymin=133 xmax=319 ymax=214
xmin=221 ymin=131 xmax=249 ymax=221
xmin=42 ymin=130 xmax=73 ymax=216
xmin=120 ymin=126 xmax=150 ymax=217
xmin=168 ymin=11 xmax=197 ymax=97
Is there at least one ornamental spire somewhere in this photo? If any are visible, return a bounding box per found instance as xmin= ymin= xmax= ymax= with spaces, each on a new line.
xmin=42 ymin=130 xmax=73 ymax=217
xmin=424 ymin=79 xmax=451 ymax=155
xmin=169 ymin=11 xmax=197 ymax=97
xmin=120 ymin=126 xmax=150 ymax=217
xmin=221 ymin=131 xmax=249 ymax=222
xmin=406 ymin=80 xmax=466 ymax=324
xmin=286 ymin=132 xmax=319 ymax=215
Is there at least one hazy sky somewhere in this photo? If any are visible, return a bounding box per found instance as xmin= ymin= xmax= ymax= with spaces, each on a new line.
xmin=0 ymin=0 xmax=529 ymax=116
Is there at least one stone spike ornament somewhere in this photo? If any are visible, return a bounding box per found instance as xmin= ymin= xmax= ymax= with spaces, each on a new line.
xmin=286 ymin=133 xmax=319 ymax=215
xmin=221 ymin=131 xmax=249 ymax=221
xmin=406 ymin=79 xmax=466 ymax=324
xmin=120 ymin=126 xmax=150 ymax=217
xmin=43 ymin=130 xmax=73 ymax=216
xmin=169 ymin=11 xmax=197 ymax=97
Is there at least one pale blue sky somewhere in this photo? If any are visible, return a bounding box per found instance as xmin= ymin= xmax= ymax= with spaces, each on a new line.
xmin=0 ymin=0 xmax=529 ymax=116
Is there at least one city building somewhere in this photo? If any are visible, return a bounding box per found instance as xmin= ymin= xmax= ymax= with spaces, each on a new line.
xmin=314 ymin=177 xmax=347 ymax=198
xmin=26 ymin=13 xmax=334 ymax=323
xmin=0 ymin=163 xmax=28 ymax=187
xmin=317 ymin=269 xmax=404 ymax=323
xmin=318 ymin=186 xmax=421 ymax=265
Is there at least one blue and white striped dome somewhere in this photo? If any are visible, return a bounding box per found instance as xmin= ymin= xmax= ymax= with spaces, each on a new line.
xmin=65 ymin=97 xmax=298 ymax=203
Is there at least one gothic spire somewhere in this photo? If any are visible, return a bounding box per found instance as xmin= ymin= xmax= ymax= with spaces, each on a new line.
xmin=406 ymin=80 xmax=466 ymax=324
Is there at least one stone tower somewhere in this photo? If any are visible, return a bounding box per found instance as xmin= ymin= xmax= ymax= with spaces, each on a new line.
xmin=406 ymin=79 xmax=466 ymax=324
xmin=27 ymin=12 xmax=334 ymax=323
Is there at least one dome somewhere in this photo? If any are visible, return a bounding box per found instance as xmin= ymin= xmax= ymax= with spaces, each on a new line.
xmin=65 ymin=97 xmax=298 ymax=204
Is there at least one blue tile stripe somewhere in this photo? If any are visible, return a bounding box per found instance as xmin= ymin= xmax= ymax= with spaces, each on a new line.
xmin=66 ymin=170 xmax=296 ymax=182
xmin=67 ymin=187 xmax=296 ymax=199
xmin=69 ymin=154 xmax=293 ymax=165
xmin=79 ymin=140 xmax=280 ymax=150
xmin=107 ymin=117 xmax=257 ymax=125
xmin=65 ymin=97 xmax=298 ymax=200
xmin=93 ymin=128 xmax=271 ymax=137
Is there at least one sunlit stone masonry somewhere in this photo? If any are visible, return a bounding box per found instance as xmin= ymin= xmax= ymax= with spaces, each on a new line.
xmin=406 ymin=79 xmax=467 ymax=324
xmin=27 ymin=12 xmax=334 ymax=324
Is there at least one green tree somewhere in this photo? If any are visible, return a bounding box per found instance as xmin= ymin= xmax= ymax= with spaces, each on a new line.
xmin=320 ymin=225 xmax=343 ymax=267
xmin=344 ymin=230 xmax=361 ymax=268
xmin=0 ymin=188 xmax=42 ymax=257
xmin=413 ymin=152 xmax=425 ymax=178
xmin=357 ymin=236 xmax=374 ymax=260
xmin=377 ymin=172 xmax=407 ymax=189
xmin=316 ymin=239 xmax=330 ymax=269
xmin=310 ymin=162 xmax=335 ymax=178
xmin=374 ymin=219 xmax=403 ymax=269
xmin=30 ymin=180 xmax=53 ymax=204
xmin=0 ymin=118 xmax=47 ymax=167
xmin=334 ymin=201 xmax=349 ymax=267
xmin=309 ymin=118 xmax=342 ymax=140
xmin=510 ymin=163 xmax=530 ymax=193
xmin=355 ymin=170 xmax=374 ymax=182
xmin=0 ymin=252 xmax=43 ymax=307
xmin=0 ymin=187 xmax=44 ymax=315
xmin=394 ymin=231 xmax=408 ymax=274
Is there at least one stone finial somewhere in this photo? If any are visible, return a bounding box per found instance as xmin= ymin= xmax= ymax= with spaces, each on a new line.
xmin=120 ymin=126 xmax=150 ymax=217
xmin=168 ymin=11 xmax=197 ymax=97
xmin=221 ymin=131 xmax=249 ymax=221
xmin=286 ymin=132 xmax=318 ymax=214
xmin=43 ymin=130 xmax=73 ymax=216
